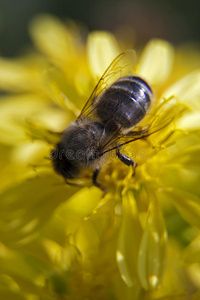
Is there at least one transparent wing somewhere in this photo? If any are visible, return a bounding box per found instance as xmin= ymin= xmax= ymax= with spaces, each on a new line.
xmin=99 ymin=94 xmax=188 ymax=155
xmin=77 ymin=50 xmax=136 ymax=120
xmin=98 ymin=113 xmax=174 ymax=156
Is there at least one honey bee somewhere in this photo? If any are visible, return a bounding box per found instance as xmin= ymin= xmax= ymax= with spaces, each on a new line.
xmin=51 ymin=51 xmax=154 ymax=189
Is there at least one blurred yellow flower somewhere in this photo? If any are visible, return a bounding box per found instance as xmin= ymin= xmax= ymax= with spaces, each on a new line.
xmin=0 ymin=14 xmax=200 ymax=300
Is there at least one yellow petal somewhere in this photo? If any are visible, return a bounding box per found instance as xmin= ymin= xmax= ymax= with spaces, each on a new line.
xmin=138 ymin=189 xmax=167 ymax=290
xmin=167 ymin=144 xmax=200 ymax=168
xmin=160 ymin=188 xmax=200 ymax=229
xmin=181 ymin=235 xmax=200 ymax=264
xmin=0 ymin=95 xmax=48 ymax=145
xmin=74 ymin=221 xmax=100 ymax=261
xmin=0 ymin=174 xmax=78 ymax=245
xmin=0 ymin=58 xmax=36 ymax=92
xmin=116 ymin=190 xmax=142 ymax=287
xmin=137 ymin=39 xmax=174 ymax=86
xmin=29 ymin=14 xmax=74 ymax=65
xmin=162 ymin=70 xmax=200 ymax=109
xmin=24 ymin=120 xmax=61 ymax=145
xmin=62 ymin=186 xmax=102 ymax=217
xmin=87 ymin=31 xmax=120 ymax=78
xmin=176 ymin=111 xmax=200 ymax=130
xmin=192 ymin=289 xmax=200 ymax=300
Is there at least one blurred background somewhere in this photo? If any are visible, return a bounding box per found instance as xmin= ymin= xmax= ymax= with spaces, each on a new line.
xmin=0 ymin=0 xmax=199 ymax=57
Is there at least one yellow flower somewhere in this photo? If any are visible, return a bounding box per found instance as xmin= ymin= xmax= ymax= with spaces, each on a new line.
xmin=0 ymin=14 xmax=200 ymax=299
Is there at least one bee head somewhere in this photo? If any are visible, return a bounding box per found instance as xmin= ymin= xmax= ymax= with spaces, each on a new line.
xmin=50 ymin=142 xmax=79 ymax=179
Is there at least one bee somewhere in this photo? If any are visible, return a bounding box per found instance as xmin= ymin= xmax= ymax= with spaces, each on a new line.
xmin=51 ymin=51 xmax=154 ymax=189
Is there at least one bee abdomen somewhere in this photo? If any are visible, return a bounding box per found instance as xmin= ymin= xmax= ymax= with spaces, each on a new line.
xmin=112 ymin=76 xmax=152 ymax=112
xmin=96 ymin=76 xmax=153 ymax=130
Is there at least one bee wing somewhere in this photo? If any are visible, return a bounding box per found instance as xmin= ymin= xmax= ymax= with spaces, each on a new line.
xmin=99 ymin=115 xmax=174 ymax=156
xmin=109 ymin=95 xmax=186 ymax=152
xmin=77 ymin=50 xmax=136 ymax=120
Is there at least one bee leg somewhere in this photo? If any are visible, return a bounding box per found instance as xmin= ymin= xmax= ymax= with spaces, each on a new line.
xmin=92 ymin=168 xmax=101 ymax=188
xmin=125 ymin=128 xmax=147 ymax=136
xmin=116 ymin=149 xmax=137 ymax=175
xmin=93 ymin=169 xmax=107 ymax=193
xmin=116 ymin=148 xmax=133 ymax=166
